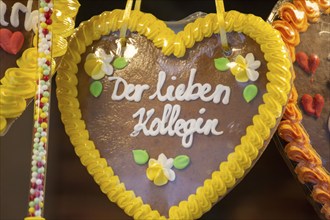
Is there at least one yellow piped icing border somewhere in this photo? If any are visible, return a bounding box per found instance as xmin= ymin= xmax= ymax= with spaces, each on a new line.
xmin=56 ymin=10 xmax=292 ymax=219
xmin=0 ymin=0 xmax=80 ymax=134
xmin=272 ymin=0 xmax=330 ymax=218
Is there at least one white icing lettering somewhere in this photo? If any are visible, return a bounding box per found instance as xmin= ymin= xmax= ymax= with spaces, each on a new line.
xmin=130 ymin=107 xmax=155 ymax=136
xmin=24 ymin=0 xmax=38 ymax=31
xmin=149 ymin=68 xmax=231 ymax=104
xmin=130 ymin=104 xmax=223 ymax=148
xmin=105 ymin=68 xmax=231 ymax=148
xmin=10 ymin=2 xmax=27 ymax=28
xmin=199 ymin=108 xmax=206 ymax=114
xmin=108 ymin=76 xmax=150 ymax=102
xmin=0 ymin=0 xmax=38 ymax=31
xmin=0 ymin=1 xmax=8 ymax=26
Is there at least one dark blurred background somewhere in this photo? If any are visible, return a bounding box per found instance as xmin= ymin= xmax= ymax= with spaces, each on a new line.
xmin=0 ymin=0 xmax=322 ymax=219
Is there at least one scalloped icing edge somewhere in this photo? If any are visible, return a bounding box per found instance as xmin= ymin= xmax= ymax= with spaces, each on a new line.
xmin=272 ymin=0 xmax=330 ymax=218
xmin=56 ymin=9 xmax=292 ymax=220
xmin=0 ymin=0 xmax=80 ymax=135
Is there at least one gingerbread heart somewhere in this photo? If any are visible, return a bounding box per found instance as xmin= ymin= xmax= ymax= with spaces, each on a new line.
xmin=56 ymin=10 xmax=292 ymax=219
xmin=273 ymin=1 xmax=330 ymax=217
xmin=0 ymin=0 xmax=80 ymax=135
xmin=0 ymin=28 xmax=25 ymax=55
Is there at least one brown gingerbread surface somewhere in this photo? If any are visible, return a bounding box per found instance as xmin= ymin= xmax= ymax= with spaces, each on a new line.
xmin=75 ymin=31 xmax=275 ymax=215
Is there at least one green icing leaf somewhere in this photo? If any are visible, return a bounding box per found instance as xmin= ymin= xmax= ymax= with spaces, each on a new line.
xmin=243 ymin=84 xmax=258 ymax=103
xmin=173 ymin=155 xmax=190 ymax=170
xmin=89 ymin=81 xmax=103 ymax=98
xmin=132 ymin=150 xmax=149 ymax=165
xmin=214 ymin=57 xmax=230 ymax=71
xmin=113 ymin=57 xmax=128 ymax=69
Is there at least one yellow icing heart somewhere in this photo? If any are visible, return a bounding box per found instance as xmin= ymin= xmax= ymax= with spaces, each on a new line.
xmin=56 ymin=9 xmax=292 ymax=220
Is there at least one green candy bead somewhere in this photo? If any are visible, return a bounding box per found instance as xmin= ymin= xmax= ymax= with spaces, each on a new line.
xmin=43 ymin=91 xmax=50 ymax=97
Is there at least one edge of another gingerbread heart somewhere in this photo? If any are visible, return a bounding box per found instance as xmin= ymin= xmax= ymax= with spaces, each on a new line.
xmin=0 ymin=0 xmax=80 ymax=135
xmin=56 ymin=9 xmax=292 ymax=219
xmin=270 ymin=0 xmax=330 ymax=218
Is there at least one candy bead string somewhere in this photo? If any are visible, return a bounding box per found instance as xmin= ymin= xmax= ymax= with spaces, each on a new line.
xmin=25 ymin=0 xmax=53 ymax=219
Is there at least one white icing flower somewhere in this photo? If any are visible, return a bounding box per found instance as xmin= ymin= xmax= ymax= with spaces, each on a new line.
xmin=84 ymin=49 xmax=114 ymax=80
xmin=146 ymin=153 xmax=176 ymax=186
xmin=227 ymin=53 xmax=261 ymax=82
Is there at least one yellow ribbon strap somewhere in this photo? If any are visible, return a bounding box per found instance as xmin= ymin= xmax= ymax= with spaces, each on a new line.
xmin=119 ymin=0 xmax=142 ymax=46
xmin=215 ymin=0 xmax=229 ymax=50
xmin=134 ymin=0 xmax=142 ymax=11
xmin=119 ymin=0 xmax=134 ymax=44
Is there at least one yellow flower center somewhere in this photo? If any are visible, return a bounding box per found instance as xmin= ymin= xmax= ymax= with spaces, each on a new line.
xmin=146 ymin=163 xmax=168 ymax=186
xmin=84 ymin=55 xmax=107 ymax=80
xmin=230 ymin=55 xmax=249 ymax=82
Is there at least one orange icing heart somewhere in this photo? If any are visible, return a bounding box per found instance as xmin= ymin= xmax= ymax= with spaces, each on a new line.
xmin=296 ymin=51 xmax=309 ymax=73
xmin=0 ymin=29 xmax=25 ymax=55
xmin=0 ymin=28 xmax=24 ymax=55
xmin=8 ymin=31 xmax=24 ymax=54
xmin=308 ymin=53 xmax=320 ymax=75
